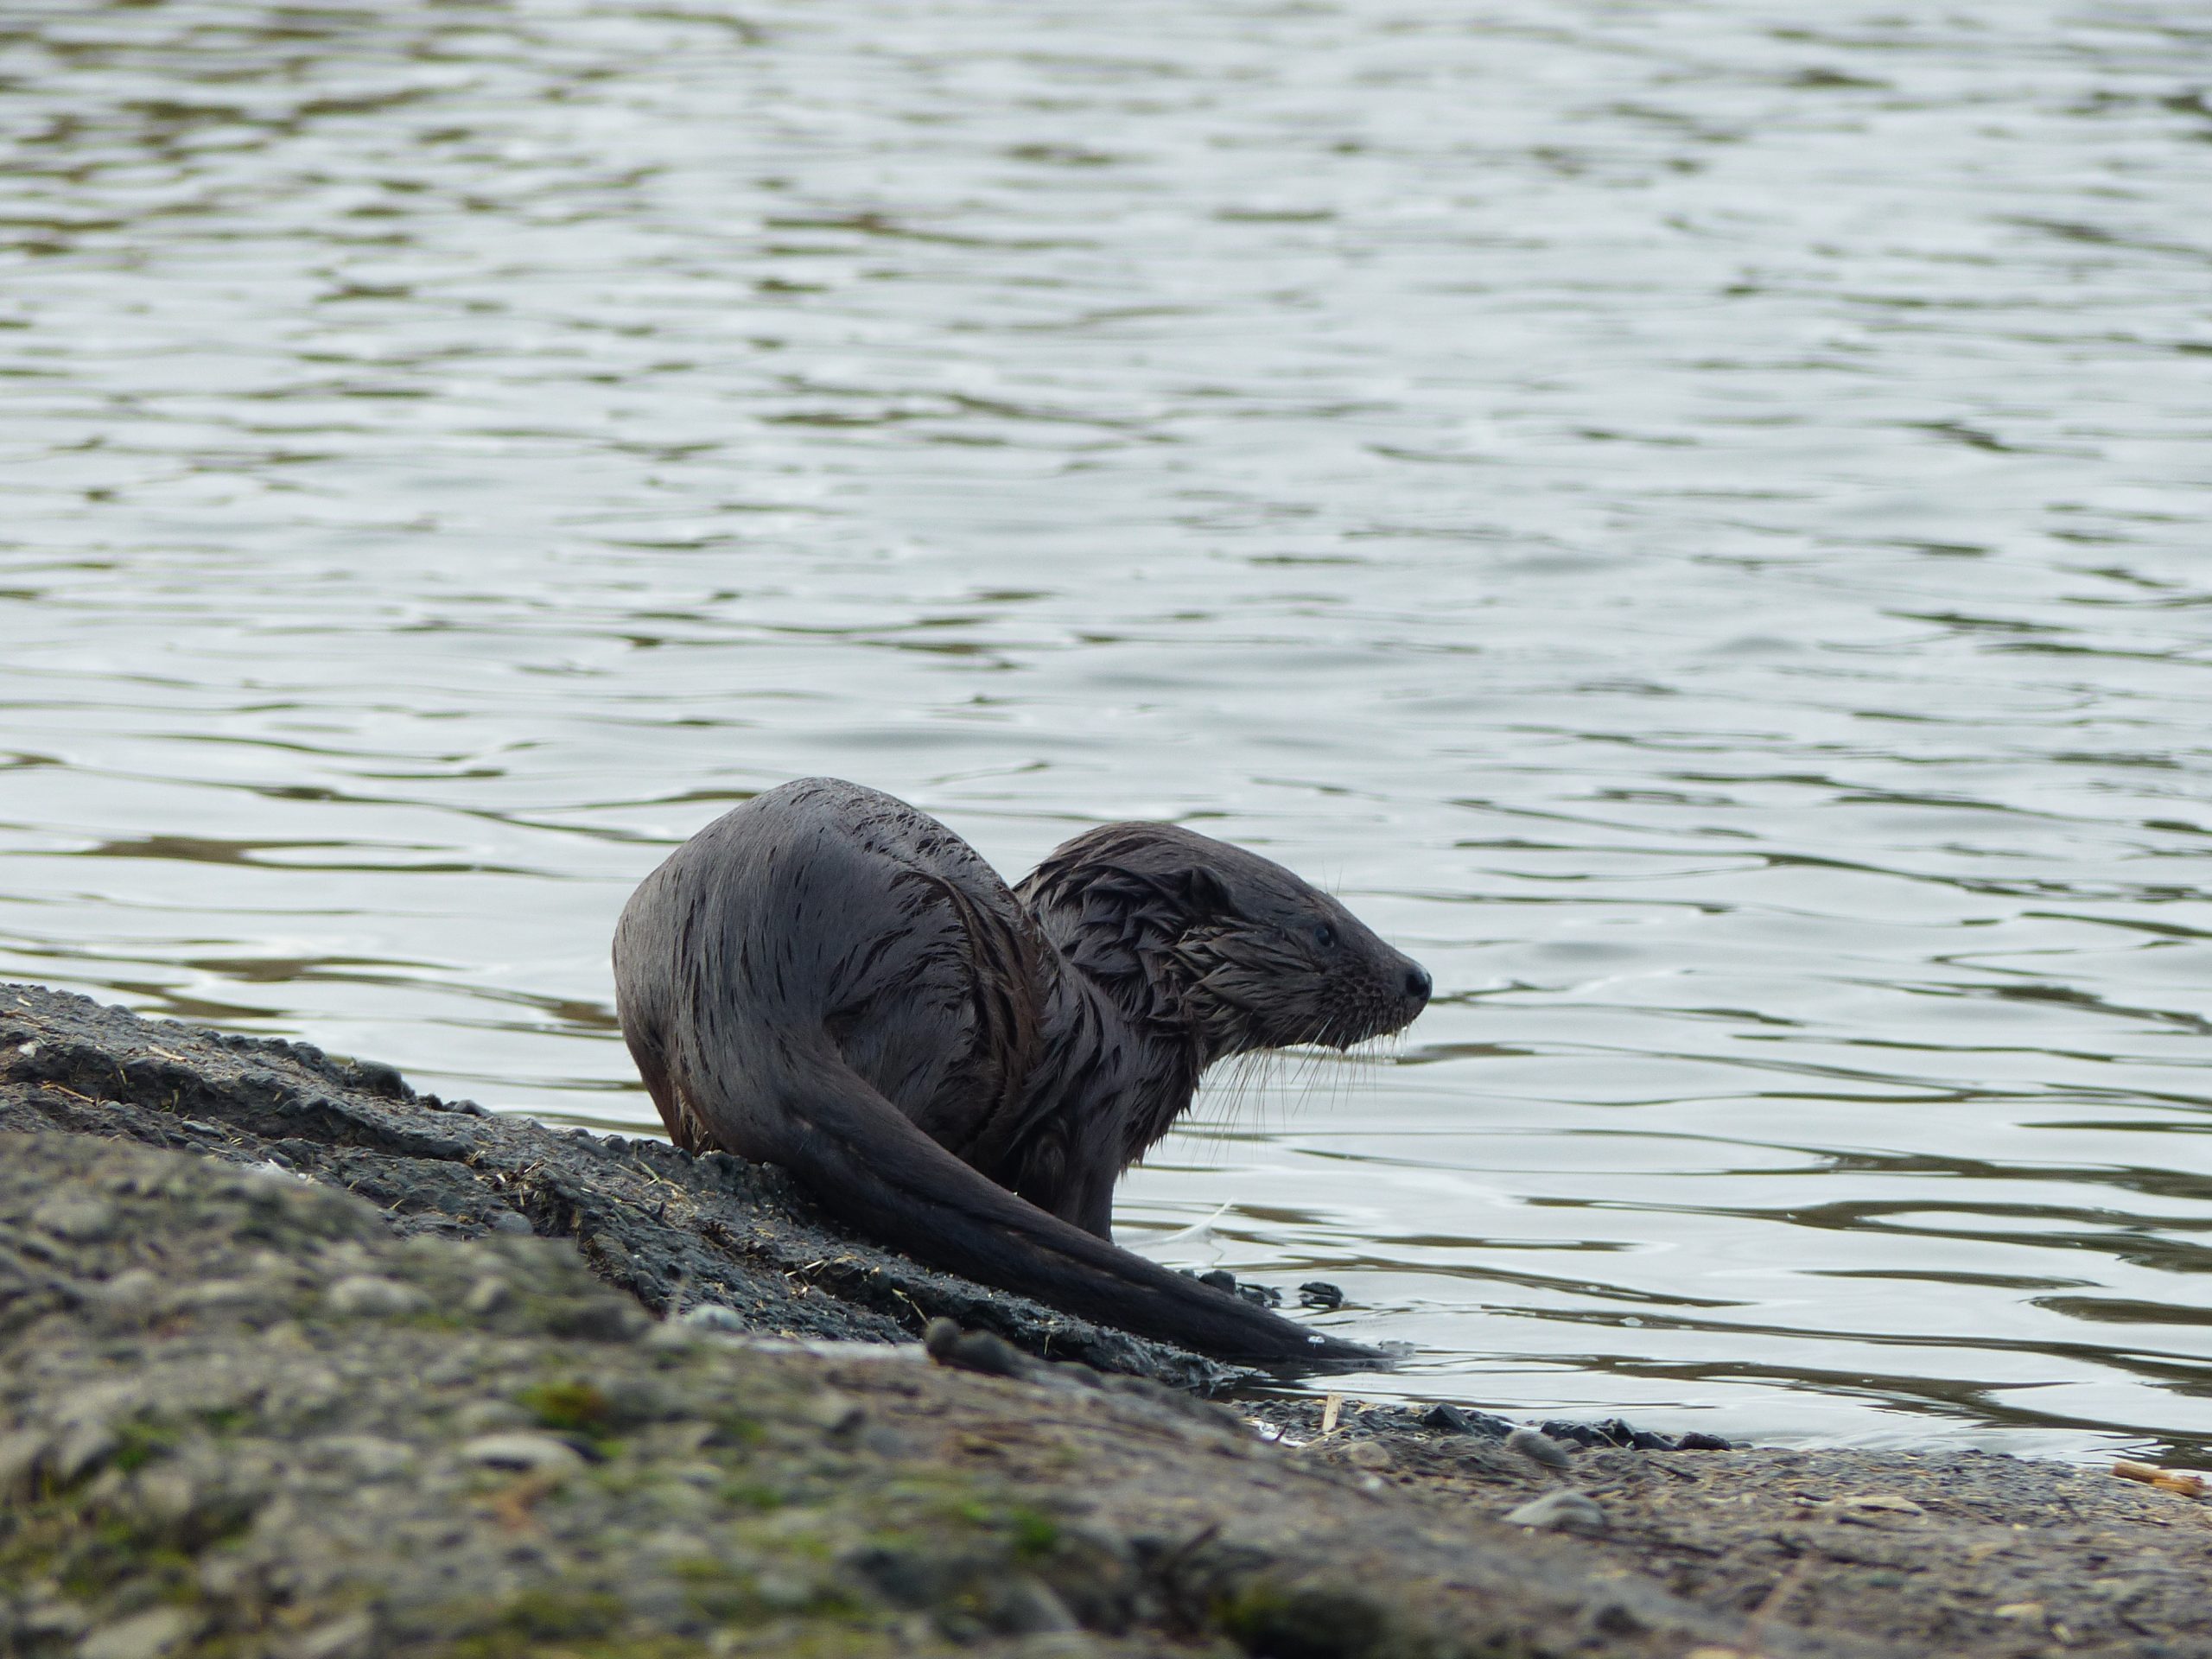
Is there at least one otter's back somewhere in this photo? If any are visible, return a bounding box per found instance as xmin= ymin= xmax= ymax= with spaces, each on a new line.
xmin=613 ymin=779 xmax=1041 ymax=1159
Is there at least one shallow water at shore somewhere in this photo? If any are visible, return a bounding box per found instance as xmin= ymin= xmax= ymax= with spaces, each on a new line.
xmin=4 ymin=0 xmax=2211 ymax=1459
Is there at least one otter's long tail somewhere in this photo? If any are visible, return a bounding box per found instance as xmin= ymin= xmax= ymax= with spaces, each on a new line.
xmin=751 ymin=1045 xmax=1380 ymax=1370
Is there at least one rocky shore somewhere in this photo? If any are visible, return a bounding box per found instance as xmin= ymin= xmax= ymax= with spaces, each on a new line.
xmin=5 ymin=984 xmax=2209 ymax=1659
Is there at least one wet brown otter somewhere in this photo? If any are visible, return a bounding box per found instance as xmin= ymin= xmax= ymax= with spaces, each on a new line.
xmin=613 ymin=778 xmax=1430 ymax=1367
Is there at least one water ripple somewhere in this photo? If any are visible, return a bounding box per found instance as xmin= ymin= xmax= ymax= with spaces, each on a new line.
xmin=4 ymin=0 xmax=2210 ymax=1459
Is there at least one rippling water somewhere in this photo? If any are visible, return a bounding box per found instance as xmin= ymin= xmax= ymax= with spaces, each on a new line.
xmin=6 ymin=0 xmax=2212 ymax=1459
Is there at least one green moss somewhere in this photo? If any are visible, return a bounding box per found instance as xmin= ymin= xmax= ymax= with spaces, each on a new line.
xmin=939 ymin=1497 xmax=1059 ymax=1560
xmin=447 ymin=1633 xmax=708 ymax=1659
xmin=720 ymin=1480 xmax=784 ymax=1511
xmin=1213 ymin=1581 xmax=1390 ymax=1659
xmin=673 ymin=1560 xmax=755 ymax=1625
xmin=1007 ymin=1508 xmax=1059 ymax=1561
xmin=518 ymin=1379 xmax=613 ymax=1439
xmin=58 ymin=1520 xmax=200 ymax=1602
xmin=497 ymin=1587 xmax=626 ymax=1640
xmin=111 ymin=1421 xmax=178 ymax=1472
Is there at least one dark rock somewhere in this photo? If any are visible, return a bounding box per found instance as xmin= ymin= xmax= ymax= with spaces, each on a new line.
xmin=1297 ymin=1281 xmax=1344 ymax=1310
xmin=925 ymin=1317 xmax=1033 ymax=1379
xmin=1421 ymin=1402 xmax=1510 ymax=1439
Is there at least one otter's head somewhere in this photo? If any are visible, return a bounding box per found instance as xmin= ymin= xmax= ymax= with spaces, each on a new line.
xmin=1014 ymin=822 xmax=1431 ymax=1064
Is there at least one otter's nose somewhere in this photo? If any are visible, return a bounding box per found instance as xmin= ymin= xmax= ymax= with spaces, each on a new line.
xmin=1402 ymin=963 xmax=1432 ymax=1008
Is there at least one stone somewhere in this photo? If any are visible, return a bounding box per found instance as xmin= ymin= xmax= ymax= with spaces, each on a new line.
xmin=988 ymin=1575 xmax=1081 ymax=1636
xmin=325 ymin=1274 xmax=427 ymax=1318
xmin=92 ymin=1268 xmax=164 ymax=1325
xmin=316 ymin=1434 xmax=417 ymax=1480
xmin=1834 ymin=1493 xmax=1925 ymax=1516
xmin=807 ymin=1391 xmax=867 ymax=1439
xmin=1506 ymin=1427 xmax=1572 ymax=1470
xmin=49 ymin=1419 xmax=118 ymax=1484
xmin=459 ymin=1433 xmax=587 ymax=1475
xmin=924 ymin=1318 xmax=1030 ymax=1378
xmin=125 ymin=1466 xmax=204 ymax=1533
xmin=284 ymin=1611 xmax=376 ymax=1659
xmin=31 ymin=1194 xmax=116 ymax=1242
xmin=680 ymin=1301 xmax=747 ymax=1332
xmin=1422 ymin=1402 xmax=1513 ymax=1439
xmin=0 ymin=1427 xmax=48 ymax=1499
xmin=461 ymin=1274 xmax=511 ymax=1316
xmin=1503 ymin=1491 xmax=1607 ymax=1535
xmin=19 ymin=1596 xmax=89 ymax=1641
xmin=79 ymin=1606 xmax=195 ymax=1659
xmin=753 ymin=1566 xmax=818 ymax=1611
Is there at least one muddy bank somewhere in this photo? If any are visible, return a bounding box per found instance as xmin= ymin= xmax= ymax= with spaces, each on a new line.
xmin=6 ymin=985 xmax=2212 ymax=1658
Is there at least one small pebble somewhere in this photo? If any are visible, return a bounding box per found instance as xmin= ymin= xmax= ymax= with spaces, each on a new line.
xmin=0 ymin=1428 xmax=48 ymax=1500
xmin=489 ymin=1209 xmax=533 ymax=1236
xmin=31 ymin=1195 xmax=117 ymax=1243
xmin=1506 ymin=1427 xmax=1573 ymax=1470
xmin=924 ymin=1318 xmax=1031 ymax=1379
xmin=458 ymin=1433 xmax=586 ymax=1475
xmin=1198 ymin=1269 xmax=1238 ymax=1294
xmin=1340 ymin=1440 xmax=1395 ymax=1471
xmin=461 ymin=1275 xmax=511 ymax=1316
xmin=752 ymin=1567 xmax=817 ymax=1612
xmin=807 ymin=1391 xmax=868 ymax=1439
xmin=123 ymin=1467 xmax=204 ymax=1533
xmin=285 ymin=1611 xmax=377 ymax=1659
xmin=1833 ymin=1492 xmax=1925 ymax=1516
xmin=325 ymin=1274 xmax=427 ymax=1319
xmin=988 ymin=1575 xmax=1081 ymax=1636
xmin=79 ymin=1606 xmax=196 ymax=1659
xmin=50 ymin=1420 xmax=119 ymax=1484
xmin=18 ymin=1596 xmax=87 ymax=1640
xmin=680 ymin=1302 xmax=747 ymax=1332
xmin=316 ymin=1435 xmax=417 ymax=1481
xmin=1503 ymin=1490 xmax=1607 ymax=1534
xmin=94 ymin=1268 xmax=164 ymax=1325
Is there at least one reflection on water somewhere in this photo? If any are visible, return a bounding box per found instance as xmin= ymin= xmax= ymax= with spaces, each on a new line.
xmin=4 ymin=0 xmax=2211 ymax=1459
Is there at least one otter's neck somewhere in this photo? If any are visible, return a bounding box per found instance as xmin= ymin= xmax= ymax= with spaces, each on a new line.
xmin=1034 ymin=954 xmax=1207 ymax=1166
xmin=1007 ymin=863 xmax=1219 ymax=1164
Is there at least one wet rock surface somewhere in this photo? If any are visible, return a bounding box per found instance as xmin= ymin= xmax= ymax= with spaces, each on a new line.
xmin=7 ymin=982 xmax=2212 ymax=1657
xmin=0 ymin=984 xmax=1246 ymax=1392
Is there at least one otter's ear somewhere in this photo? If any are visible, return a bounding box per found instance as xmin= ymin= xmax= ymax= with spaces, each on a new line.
xmin=1179 ymin=866 xmax=1234 ymax=914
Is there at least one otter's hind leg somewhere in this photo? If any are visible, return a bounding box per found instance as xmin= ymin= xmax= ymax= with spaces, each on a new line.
xmin=619 ymin=1017 xmax=708 ymax=1153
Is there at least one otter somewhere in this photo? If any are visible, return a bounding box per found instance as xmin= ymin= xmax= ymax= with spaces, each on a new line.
xmin=613 ymin=778 xmax=1429 ymax=1367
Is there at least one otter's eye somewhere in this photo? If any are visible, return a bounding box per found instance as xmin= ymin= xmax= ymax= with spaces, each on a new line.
xmin=1313 ymin=923 xmax=1338 ymax=950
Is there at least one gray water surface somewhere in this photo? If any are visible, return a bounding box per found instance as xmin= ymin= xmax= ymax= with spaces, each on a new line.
xmin=6 ymin=0 xmax=2212 ymax=1459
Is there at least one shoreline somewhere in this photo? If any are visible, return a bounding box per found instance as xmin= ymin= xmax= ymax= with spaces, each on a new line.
xmin=7 ymin=982 xmax=2210 ymax=1658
